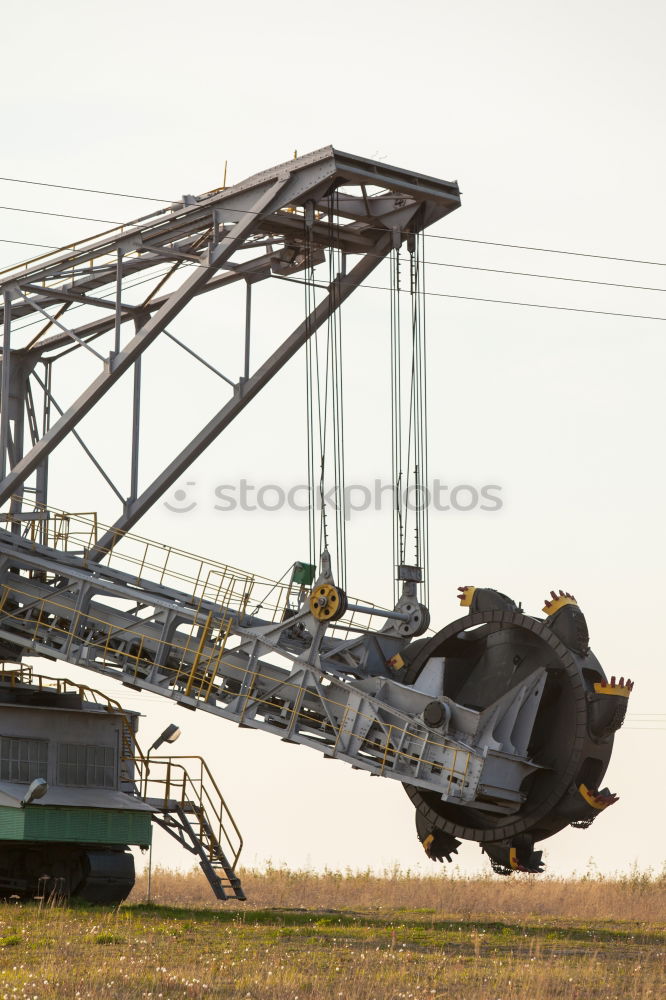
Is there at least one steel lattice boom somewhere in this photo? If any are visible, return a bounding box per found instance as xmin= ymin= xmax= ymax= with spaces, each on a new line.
xmin=0 ymin=149 xmax=629 ymax=879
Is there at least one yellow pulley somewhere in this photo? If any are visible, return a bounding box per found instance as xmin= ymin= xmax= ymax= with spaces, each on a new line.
xmin=309 ymin=583 xmax=347 ymax=622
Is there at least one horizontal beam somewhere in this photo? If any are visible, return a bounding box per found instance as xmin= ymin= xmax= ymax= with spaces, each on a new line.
xmin=27 ymin=252 xmax=275 ymax=356
xmin=20 ymin=281 xmax=143 ymax=315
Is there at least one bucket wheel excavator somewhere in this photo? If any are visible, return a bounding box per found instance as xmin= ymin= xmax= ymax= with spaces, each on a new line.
xmin=0 ymin=147 xmax=630 ymax=892
xmin=400 ymin=586 xmax=629 ymax=873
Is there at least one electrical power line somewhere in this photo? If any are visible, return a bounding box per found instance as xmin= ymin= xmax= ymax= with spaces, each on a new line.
xmin=1 ymin=180 xmax=665 ymax=327
xmin=13 ymin=264 xmax=666 ymax=346
xmin=377 ymin=283 xmax=666 ymax=322
xmin=0 ymin=204 xmax=121 ymax=224
xmin=277 ymin=274 xmax=666 ymax=324
xmin=428 ymin=234 xmax=666 ymax=268
xmin=0 ymin=175 xmax=172 ymax=203
xmin=8 ymin=256 xmax=666 ymax=346
xmin=427 ymin=260 xmax=666 ymax=294
xmin=3 ymin=225 xmax=665 ymax=304
xmin=0 ymin=238 xmax=60 ymax=250
xmin=0 ymin=172 xmax=664 ymax=270
xmin=10 ymin=263 xmax=182 ymax=335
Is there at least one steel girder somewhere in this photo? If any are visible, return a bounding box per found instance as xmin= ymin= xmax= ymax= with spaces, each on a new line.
xmin=0 ymin=526 xmax=545 ymax=811
xmin=0 ymin=147 xmax=460 ymax=543
xmin=5 ymin=151 xmax=569 ymax=827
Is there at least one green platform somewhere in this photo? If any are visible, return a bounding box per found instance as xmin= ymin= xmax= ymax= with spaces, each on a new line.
xmin=0 ymin=805 xmax=152 ymax=846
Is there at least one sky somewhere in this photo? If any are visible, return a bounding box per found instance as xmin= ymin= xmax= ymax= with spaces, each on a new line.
xmin=0 ymin=0 xmax=664 ymax=880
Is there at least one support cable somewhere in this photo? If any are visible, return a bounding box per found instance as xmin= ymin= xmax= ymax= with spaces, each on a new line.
xmin=389 ymin=224 xmax=430 ymax=607
xmin=302 ymin=197 xmax=348 ymax=586
xmin=411 ymin=228 xmax=429 ymax=606
xmin=304 ymin=217 xmax=318 ymax=571
xmin=389 ymin=246 xmax=404 ymax=604
xmin=327 ymin=192 xmax=347 ymax=591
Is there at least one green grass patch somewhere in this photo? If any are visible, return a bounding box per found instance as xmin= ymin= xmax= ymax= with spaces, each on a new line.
xmin=0 ymin=898 xmax=661 ymax=998
xmin=92 ymin=932 xmax=124 ymax=944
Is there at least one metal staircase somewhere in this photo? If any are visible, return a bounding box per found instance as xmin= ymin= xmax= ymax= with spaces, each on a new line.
xmin=141 ymin=756 xmax=245 ymax=901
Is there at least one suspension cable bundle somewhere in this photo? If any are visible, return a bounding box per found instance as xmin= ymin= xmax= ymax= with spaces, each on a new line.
xmin=327 ymin=193 xmax=347 ymax=590
xmin=304 ymin=218 xmax=319 ymax=571
xmin=304 ymin=196 xmax=347 ymax=589
xmin=390 ymin=245 xmax=404 ymax=605
xmin=390 ymin=224 xmax=430 ymax=607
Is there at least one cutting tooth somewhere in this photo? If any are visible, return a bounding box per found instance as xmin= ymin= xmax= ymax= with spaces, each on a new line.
xmin=579 ymin=784 xmax=619 ymax=810
xmin=543 ymin=589 xmax=578 ymax=615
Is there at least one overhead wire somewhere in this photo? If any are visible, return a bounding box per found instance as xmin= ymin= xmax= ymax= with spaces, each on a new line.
xmin=3 ymin=212 xmax=666 ymax=295
xmin=419 ymin=259 xmax=666 ymax=295
xmin=0 ymin=238 xmax=60 ymax=250
xmin=426 ymin=233 xmax=666 ymax=268
xmin=0 ymin=171 xmax=665 ymax=277
xmin=276 ymin=274 xmax=666 ymax=323
xmin=0 ymin=204 xmax=121 ymax=224
xmin=0 ymin=175 xmax=661 ymax=745
xmin=0 ymin=175 xmax=172 ymax=203
xmin=0 ymin=165 xmax=665 ymax=267
xmin=8 ymin=263 xmax=183 ymax=336
xmin=1 ymin=188 xmax=666 ymax=341
xmin=9 ymin=242 xmax=666 ymax=368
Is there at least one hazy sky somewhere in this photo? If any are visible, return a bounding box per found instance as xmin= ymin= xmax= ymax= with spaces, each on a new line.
xmin=0 ymin=0 xmax=664 ymax=879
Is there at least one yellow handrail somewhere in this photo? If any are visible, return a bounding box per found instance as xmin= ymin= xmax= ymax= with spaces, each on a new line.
xmin=139 ymin=755 xmax=243 ymax=869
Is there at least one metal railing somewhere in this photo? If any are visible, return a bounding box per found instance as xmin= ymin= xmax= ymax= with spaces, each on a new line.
xmin=1 ymin=498 xmax=390 ymax=635
xmin=0 ymin=580 xmax=234 ymax=701
xmin=0 ymin=587 xmax=470 ymax=795
xmin=139 ymin=755 xmax=243 ymax=870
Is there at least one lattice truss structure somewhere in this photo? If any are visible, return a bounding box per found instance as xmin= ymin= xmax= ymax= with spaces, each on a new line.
xmin=0 ymin=149 xmax=558 ymax=823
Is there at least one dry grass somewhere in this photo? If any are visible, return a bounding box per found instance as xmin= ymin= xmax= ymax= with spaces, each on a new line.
xmin=132 ymin=862 xmax=666 ymax=923
xmin=0 ymin=867 xmax=661 ymax=999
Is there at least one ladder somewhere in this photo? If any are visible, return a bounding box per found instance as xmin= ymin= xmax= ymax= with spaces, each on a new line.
xmin=140 ymin=756 xmax=245 ymax=901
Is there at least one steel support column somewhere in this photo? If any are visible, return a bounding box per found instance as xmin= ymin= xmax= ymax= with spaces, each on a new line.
xmin=0 ymin=291 xmax=11 ymax=481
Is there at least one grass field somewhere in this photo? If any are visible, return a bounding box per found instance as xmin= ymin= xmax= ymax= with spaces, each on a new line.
xmin=0 ymin=867 xmax=662 ymax=999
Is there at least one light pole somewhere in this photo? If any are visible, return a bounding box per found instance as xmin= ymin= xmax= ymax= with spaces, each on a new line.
xmin=147 ymin=722 xmax=181 ymax=767
xmin=146 ymin=723 xmax=181 ymax=903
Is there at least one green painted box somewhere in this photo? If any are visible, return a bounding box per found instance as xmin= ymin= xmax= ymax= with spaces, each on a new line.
xmin=0 ymin=805 xmax=152 ymax=846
